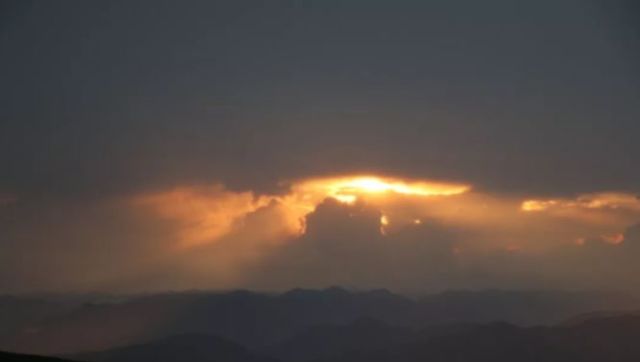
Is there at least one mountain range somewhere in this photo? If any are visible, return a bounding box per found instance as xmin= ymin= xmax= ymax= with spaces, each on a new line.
xmin=1 ymin=288 xmax=638 ymax=361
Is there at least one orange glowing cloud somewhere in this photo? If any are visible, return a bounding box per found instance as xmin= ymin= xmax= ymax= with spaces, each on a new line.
xmin=601 ymin=233 xmax=625 ymax=245
xmin=132 ymin=186 xmax=273 ymax=247
xmin=131 ymin=176 xmax=640 ymax=262
xmin=518 ymin=192 xmax=640 ymax=250
xmin=279 ymin=175 xmax=470 ymax=235
xmin=519 ymin=192 xmax=640 ymax=235
xmin=123 ymin=176 xmax=640 ymax=293
xmin=132 ymin=175 xmax=471 ymax=247
xmin=521 ymin=192 xmax=640 ymax=212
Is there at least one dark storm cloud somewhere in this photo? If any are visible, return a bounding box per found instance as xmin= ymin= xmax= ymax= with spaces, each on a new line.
xmin=1 ymin=0 xmax=639 ymax=200
xmin=247 ymin=198 xmax=461 ymax=292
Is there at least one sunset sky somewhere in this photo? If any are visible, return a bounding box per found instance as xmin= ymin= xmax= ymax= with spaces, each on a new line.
xmin=1 ymin=0 xmax=639 ymax=294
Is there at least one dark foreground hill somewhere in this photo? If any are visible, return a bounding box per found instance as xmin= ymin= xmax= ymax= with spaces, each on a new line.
xmin=0 ymin=351 xmax=79 ymax=362
xmin=73 ymin=334 xmax=277 ymax=362
xmin=296 ymin=314 xmax=640 ymax=362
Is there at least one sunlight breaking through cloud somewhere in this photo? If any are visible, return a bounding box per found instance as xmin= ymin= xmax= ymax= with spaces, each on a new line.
xmin=132 ymin=175 xmax=471 ymax=247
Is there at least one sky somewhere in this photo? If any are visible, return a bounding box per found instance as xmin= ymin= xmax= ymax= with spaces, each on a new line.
xmin=1 ymin=0 xmax=639 ymax=294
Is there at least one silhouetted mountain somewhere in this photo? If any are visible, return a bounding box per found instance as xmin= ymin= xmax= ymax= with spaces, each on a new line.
xmin=73 ymin=334 xmax=277 ymax=362
xmin=0 ymin=296 xmax=70 ymax=338
xmin=314 ymin=314 xmax=640 ymax=362
xmin=0 ymin=288 xmax=636 ymax=356
xmin=46 ymin=314 xmax=640 ymax=362
xmin=0 ymin=288 xmax=413 ymax=355
xmin=550 ymin=314 xmax=640 ymax=362
xmin=413 ymin=289 xmax=637 ymax=325
xmin=263 ymin=317 xmax=415 ymax=361
xmin=558 ymin=309 xmax=640 ymax=326
xmin=321 ymin=322 xmax=569 ymax=362
xmin=0 ymin=350 xmax=80 ymax=362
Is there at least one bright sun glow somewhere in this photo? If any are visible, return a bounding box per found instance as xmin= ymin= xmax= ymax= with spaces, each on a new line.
xmin=292 ymin=175 xmax=470 ymax=205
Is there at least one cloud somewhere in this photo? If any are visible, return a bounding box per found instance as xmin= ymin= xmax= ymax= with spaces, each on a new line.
xmin=246 ymin=198 xmax=460 ymax=291
xmin=130 ymin=175 xmax=469 ymax=249
xmin=521 ymin=192 xmax=640 ymax=212
xmin=132 ymin=185 xmax=275 ymax=248
xmin=2 ymin=173 xmax=640 ymax=294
